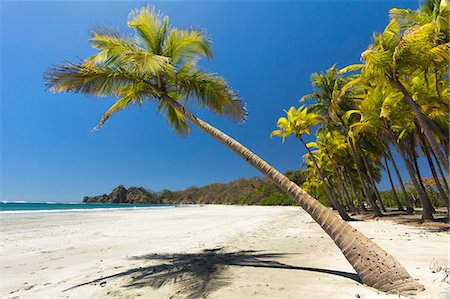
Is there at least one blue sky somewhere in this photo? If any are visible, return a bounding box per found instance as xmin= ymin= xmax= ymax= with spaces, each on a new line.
xmin=1 ymin=0 xmax=423 ymax=202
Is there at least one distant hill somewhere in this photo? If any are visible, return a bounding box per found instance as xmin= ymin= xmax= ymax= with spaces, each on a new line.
xmin=83 ymin=172 xmax=305 ymax=206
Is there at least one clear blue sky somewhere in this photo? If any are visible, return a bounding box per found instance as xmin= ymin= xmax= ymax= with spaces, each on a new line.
xmin=1 ymin=0 xmax=425 ymax=202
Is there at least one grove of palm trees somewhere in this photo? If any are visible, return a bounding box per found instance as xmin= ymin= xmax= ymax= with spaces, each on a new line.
xmin=273 ymin=0 xmax=448 ymax=223
xmin=43 ymin=1 xmax=447 ymax=297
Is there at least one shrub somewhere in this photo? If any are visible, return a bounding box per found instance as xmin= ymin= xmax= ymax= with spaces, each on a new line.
xmin=259 ymin=193 xmax=298 ymax=206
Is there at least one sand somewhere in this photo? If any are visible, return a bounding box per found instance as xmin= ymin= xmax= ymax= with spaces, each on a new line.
xmin=1 ymin=205 xmax=448 ymax=299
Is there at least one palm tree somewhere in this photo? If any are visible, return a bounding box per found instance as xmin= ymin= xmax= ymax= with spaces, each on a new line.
xmin=384 ymin=140 xmax=414 ymax=213
xmin=419 ymin=133 xmax=449 ymax=211
xmin=345 ymin=79 xmax=434 ymax=219
xmin=383 ymin=155 xmax=404 ymax=211
xmin=358 ymin=5 xmax=449 ymax=172
xmin=303 ymin=151 xmax=341 ymax=210
xmin=271 ymin=106 xmax=352 ymax=220
xmin=44 ymin=6 xmax=421 ymax=294
xmin=308 ymin=132 xmax=357 ymax=212
xmin=305 ymin=66 xmax=382 ymax=216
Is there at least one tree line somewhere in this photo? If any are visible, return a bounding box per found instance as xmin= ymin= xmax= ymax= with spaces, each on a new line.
xmin=272 ymin=0 xmax=449 ymax=221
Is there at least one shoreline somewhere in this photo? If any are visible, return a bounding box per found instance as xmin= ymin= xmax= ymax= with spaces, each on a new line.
xmin=1 ymin=206 xmax=448 ymax=298
xmin=0 ymin=202 xmax=181 ymax=217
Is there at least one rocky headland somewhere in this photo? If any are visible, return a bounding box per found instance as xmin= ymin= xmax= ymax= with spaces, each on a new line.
xmin=83 ymin=173 xmax=305 ymax=206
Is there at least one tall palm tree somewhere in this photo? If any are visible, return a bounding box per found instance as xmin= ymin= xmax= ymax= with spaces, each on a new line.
xmin=357 ymin=7 xmax=449 ymax=171
xmin=44 ymin=6 xmax=421 ymax=294
xmin=271 ymin=106 xmax=352 ymax=220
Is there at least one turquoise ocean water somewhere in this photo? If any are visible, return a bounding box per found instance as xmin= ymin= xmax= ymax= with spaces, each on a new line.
xmin=0 ymin=202 xmax=177 ymax=216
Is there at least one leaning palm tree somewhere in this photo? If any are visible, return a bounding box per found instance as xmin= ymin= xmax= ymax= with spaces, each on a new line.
xmin=44 ymin=6 xmax=422 ymax=294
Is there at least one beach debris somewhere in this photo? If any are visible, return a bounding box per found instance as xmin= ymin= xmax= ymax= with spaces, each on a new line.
xmin=100 ymin=281 xmax=107 ymax=287
xmin=23 ymin=284 xmax=35 ymax=291
xmin=430 ymin=260 xmax=450 ymax=284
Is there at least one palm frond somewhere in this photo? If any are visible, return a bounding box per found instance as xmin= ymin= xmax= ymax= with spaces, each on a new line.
xmin=89 ymin=27 xmax=137 ymax=53
xmin=93 ymin=83 xmax=150 ymax=130
xmin=86 ymin=27 xmax=171 ymax=77
xmin=169 ymin=63 xmax=246 ymax=122
xmin=299 ymin=93 xmax=314 ymax=103
xmin=338 ymin=64 xmax=364 ymax=74
xmin=128 ymin=6 xmax=166 ymax=54
xmin=164 ymin=28 xmax=212 ymax=63
xmin=158 ymin=100 xmax=191 ymax=136
xmin=44 ymin=61 xmax=138 ymax=97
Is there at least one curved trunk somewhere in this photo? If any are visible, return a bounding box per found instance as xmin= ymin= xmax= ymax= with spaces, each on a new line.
xmin=392 ymin=137 xmax=434 ymax=220
xmin=385 ymin=144 xmax=414 ymax=213
xmin=162 ymin=94 xmax=422 ymax=295
xmin=391 ymin=77 xmax=449 ymax=173
xmin=384 ymin=156 xmax=404 ymax=211
xmin=297 ymin=137 xmax=352 ymax=221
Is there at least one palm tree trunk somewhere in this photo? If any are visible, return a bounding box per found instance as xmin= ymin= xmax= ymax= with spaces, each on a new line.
xmin=406 ymin=142 xmax=436 ymax=213
xmin=325 ymin=150 xmax=355 ymax=211
xmin=324 ymin=180 xmax=338 ymax=210
xmin=344 ymin=164 xmax=366 ymax=212
xmin=391 ymin=77 xmax=449 ymax=173
xmin=384 ymin=156 xmax=404 ymax=211
xmin=162 ymin=93 xmax=422 ymax=294
xmin=297 ymin=137 xmax=352 ymax=221
xmin=429 ymin=143 xmax=450 ymax=194
xmin=347 ymin=136 xmax=382 ymax=216
xmin=384 ymin=143 xmax=414 ymax=213
xmin=419 ymin=134 xmax=448 ymax=210
xmin=423 ymin=143 xmax=449 ymax=211
xmin=361 ymin=154 xmax=386 ymax=213
xmin=336 ymin=117 xmax=380 ymax=215
xmin=327 ymin=178 xmax=345 ymax=209
xmin=391 ymin=137 xmax=434 ymax=220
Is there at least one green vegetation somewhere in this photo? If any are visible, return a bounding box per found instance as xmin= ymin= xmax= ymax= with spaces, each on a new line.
xmin=258 ymin=193 xmax=297 ymax=206
xmin=273 ymin=0 xmax=449 ymax=221
xmin=82 ymin=170 xmax=314 ymax=206
xmin=157 ymin=176 xmax=300 ymax=206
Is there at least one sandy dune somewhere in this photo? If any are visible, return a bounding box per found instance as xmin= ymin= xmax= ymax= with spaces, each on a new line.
xmin=1 ymin=205 xmax=448 ymax=298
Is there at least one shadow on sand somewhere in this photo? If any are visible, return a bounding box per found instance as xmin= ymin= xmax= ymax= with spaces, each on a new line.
xmin=65 ymin=248 xmax=361 ymax=298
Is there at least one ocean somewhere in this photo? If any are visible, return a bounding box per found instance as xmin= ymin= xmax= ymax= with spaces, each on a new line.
xmin=0 ymin=202 xmax=177 ymax=216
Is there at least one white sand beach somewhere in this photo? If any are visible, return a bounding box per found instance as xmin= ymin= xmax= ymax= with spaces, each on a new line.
xmin=1 ymin=205 xmax=448 ymax=299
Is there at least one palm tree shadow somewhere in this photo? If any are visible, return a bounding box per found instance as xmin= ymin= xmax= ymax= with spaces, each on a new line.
xmin=64 ymin=248 xmax=361 ymax=299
